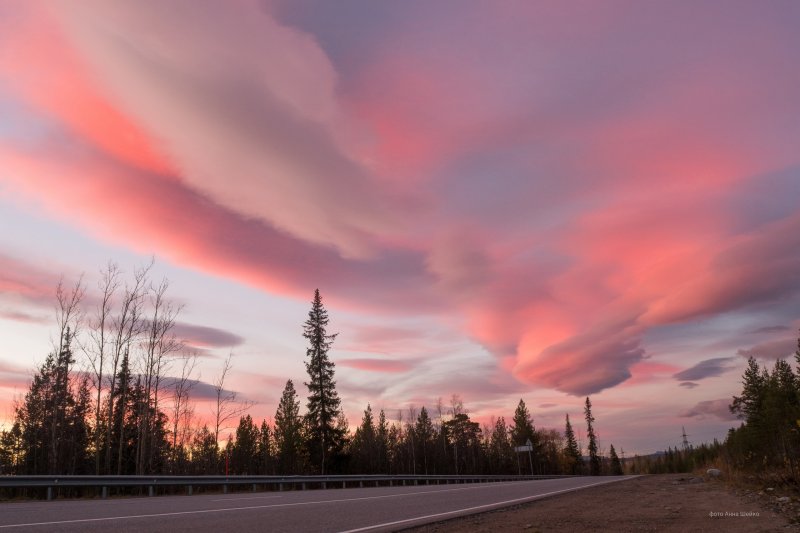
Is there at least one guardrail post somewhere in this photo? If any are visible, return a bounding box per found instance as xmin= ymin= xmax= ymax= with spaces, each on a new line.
xmin=47 ymin=487 xmax=53 ymax=501
xmin=149 ymin=486 xmax=154 ymax=497
xmin=252 ymin=484 xmax=257 ymax=492
xmin=359 ymin=480 xmax=363 ymax=488
xmin=188 ymin=485 xmax=193 ymax=496
xmin=102 ymin=486 xmax=108 ymax=499
xmin=301 ymin=482 xmax=306 ymax=490
xmin=223 ymin=484 xmax=228 ymax=494
xmin=322 ymin=481 xmax=327 ymax=490
xmin=389 ymin=480 xmax=393 ymax=487
xmin=342 ymin=481 xmax=346 ymax=489
xmin=278 ymin=483 xmax=283 ymax=492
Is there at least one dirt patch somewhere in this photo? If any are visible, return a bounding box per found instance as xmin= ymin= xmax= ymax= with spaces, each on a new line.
xmin=402 ymin=474 xmax=796 ymax=532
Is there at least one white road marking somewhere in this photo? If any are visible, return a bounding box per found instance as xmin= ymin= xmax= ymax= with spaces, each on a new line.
xmin=338 ymin=477 xmax=638 ymax=533
xmin=0 ymin=480 xmax=542 ymax=529
xmin=211 ymin=494 xmax=284 ymax=502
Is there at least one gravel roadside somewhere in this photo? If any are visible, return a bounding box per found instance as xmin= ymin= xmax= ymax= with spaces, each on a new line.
xmin=401 ymin=474 xmax=794 ymax=532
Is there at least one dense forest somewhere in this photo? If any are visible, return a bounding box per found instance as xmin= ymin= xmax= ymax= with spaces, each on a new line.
xmin=0 ymin=263 xmax=797 ymax=482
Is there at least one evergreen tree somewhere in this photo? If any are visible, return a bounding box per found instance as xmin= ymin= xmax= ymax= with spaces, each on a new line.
xmin=0 ymin=422 xmax=24 ymax=475
xmin=15 ymin=328 xmax=90 ymax=475
xmin=190 ymin=425 xmax=218 ymax=474
xmin=257 ymin=420 xmax=273 ymax=474
xmin=444 ymin=413 xmax=482 ymax=475
xmin=414 ymin=407 xmax=435 ymax=474
xmin=795 ymin=328 xmax=800 ymax=371
xmin=511 ymin=399 xmax=538 ymax=474
xmin=584 ymin=397 xmax=600 ymax=476
xmin=303 ymin=289 xmax=345 ymax=474
xmin=351 ymin=404 xmax=377 ymax=473
xmin=376 ymin=409 xmax=389 ymax=473
xmin=274 ymin=380 xmax=305 ymax=474
xmin=230 ymin=415 xmax=259 ymax=474
xmin=563 ymin=413 xmax=582 ymax=474
xmin=111 ymin=348 xmax=138 ymax=475
xmin=730 ymin=357 xmax=767 ymax=422
xmin=609 ymin=443 xmax=623 ymax=475
xmin=488 ymin=417 xmax=514 ymax=474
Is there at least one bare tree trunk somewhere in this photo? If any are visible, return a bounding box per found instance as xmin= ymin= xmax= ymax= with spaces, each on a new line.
xmin=88 ymin=262 xmax=119 ymax=475
xmin=104 ymin=264 xmax=148 ymax=473
xmin=171 ymin=352 xmax=197 ymax=472
xmin=213 ymin=353 xmax=253 ymax=454
xmin=50 ymin=276 xmax=85 ymax=474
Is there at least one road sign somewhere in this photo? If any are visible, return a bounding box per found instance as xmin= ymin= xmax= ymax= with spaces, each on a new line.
xmin=514 ymin=445 xmax=532 ymax=452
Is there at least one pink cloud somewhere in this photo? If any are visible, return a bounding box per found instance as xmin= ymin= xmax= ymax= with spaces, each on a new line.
xmin=621 ymin=360 xmax=684 ymax=387
xmin=45 ymin=0 xmax=410 ymax=259
xmin=0 ymin=253 xmax=62 ymax=306
xmin=0 ymin=361 xmax=33 ymax=409
xmin=171 ymin=323 xmax=245 ymax=349
xmin=1 ymin=0 xmax=799 ymax=405
xmin=0 ymin=309 xmax=48 ymax=325
xmin=0 ymin=3 xmax=174 ymax=176
xmin=0 ymin=137 xmax=438 ymax=316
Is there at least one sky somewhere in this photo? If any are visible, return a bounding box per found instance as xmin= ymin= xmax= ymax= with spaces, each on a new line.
xmin=1 ymin=0 xmax=799 ymax=455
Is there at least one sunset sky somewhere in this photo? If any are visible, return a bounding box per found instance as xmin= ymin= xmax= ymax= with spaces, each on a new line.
xmin=1 ymin=0 xmax=799 ymax=455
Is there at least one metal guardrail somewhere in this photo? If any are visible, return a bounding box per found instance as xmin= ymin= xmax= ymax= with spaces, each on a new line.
xmin=0 ymin=474 xmax=573 ymax=500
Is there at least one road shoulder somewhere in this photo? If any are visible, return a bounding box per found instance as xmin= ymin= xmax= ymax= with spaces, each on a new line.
xmin=401 ymin=474 xmax=792 ymax=532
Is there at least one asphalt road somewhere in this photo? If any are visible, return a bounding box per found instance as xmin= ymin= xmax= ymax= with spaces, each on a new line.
xmin=0 ymin=476 xmax=634 ymax=532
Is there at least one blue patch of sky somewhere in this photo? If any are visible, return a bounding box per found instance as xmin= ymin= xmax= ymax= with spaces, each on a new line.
xmin=0 ymin=86 xmax=53 ymax=145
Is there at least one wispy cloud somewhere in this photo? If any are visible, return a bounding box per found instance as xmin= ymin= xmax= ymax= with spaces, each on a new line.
xmin=673 ymin=358 xmax=737 ymax=381
xmin=679 ymin=399 xmax=738 ymax=421
xmin=737 ymin=338 xmax=797 ymax=361
xmin=172 ymin=323 xmax=245 ymax=349
xmin=749 ymin=325 xmax=790 ymax=334
xmin=338 ymin=358 xmax=416 ymax=374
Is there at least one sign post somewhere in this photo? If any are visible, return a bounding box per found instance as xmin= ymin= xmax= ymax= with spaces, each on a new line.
xmin=514 ymin=440 xmax=534 ymax=476
xmin=526 ymin=438 xmax=534 ymax=475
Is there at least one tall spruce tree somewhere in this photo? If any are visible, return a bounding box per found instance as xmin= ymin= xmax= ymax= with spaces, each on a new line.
xmin=564 ymin=413 xmax=582 ymax=474
xmin=303 ymin=289 xmax=345 ymax=474
xmin=584 ymin=397 xmax=600 ymax=475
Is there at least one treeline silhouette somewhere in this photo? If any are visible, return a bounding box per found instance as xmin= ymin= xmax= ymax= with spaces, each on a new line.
xmin=0 ymin=263 xmax=627 ymax=477
xmin=625 ymin=336 xmax=800 ymax=484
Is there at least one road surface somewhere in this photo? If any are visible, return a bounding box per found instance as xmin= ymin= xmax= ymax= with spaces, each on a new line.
xmin=0 ymin=476 xmax=634 ymax=532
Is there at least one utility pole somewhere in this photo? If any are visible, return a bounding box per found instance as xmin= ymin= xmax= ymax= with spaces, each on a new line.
xmin=681 ymin=427 xmax=690 ymax=451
